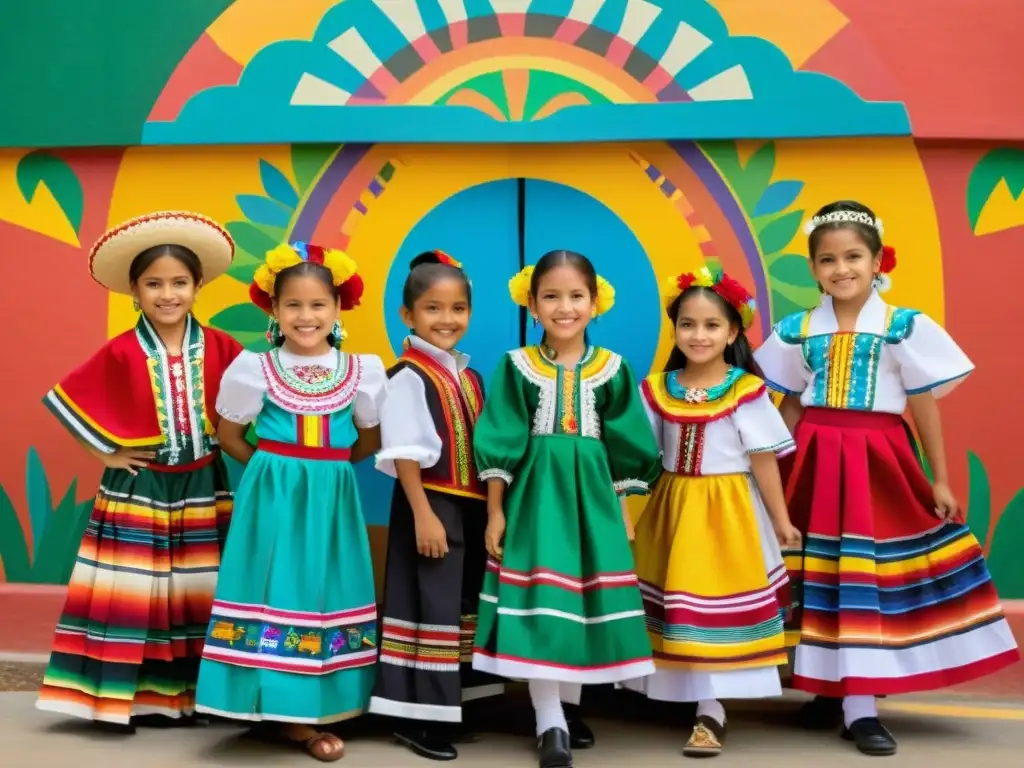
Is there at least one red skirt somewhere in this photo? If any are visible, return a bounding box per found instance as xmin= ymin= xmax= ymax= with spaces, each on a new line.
xmin=782 ymin=407 xmax=1019 ymax=696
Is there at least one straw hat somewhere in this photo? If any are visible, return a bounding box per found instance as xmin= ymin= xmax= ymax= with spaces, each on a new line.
xmin=89 ymin=211 xmax=235 ymax=294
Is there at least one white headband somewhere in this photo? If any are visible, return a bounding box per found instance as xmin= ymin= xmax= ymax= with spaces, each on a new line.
xmin=803 ymin=210 xmax=884 ymax=237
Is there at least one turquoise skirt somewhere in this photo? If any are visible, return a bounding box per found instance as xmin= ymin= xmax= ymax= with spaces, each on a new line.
xmin=195 ymin=447 xmax=377 ymax=723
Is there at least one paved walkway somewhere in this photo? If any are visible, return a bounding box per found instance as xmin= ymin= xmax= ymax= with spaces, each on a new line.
xmin=2 ymin=690 xmax=1022 ymax=768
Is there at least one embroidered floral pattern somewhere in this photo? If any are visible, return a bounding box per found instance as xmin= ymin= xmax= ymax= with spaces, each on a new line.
xmin=676 ymin=422 xmax=707 ymax=476
xmin=260 ymin=349 xmax=362 ymax=415
xmin=291 ymin=364 xmax=335 ymax=385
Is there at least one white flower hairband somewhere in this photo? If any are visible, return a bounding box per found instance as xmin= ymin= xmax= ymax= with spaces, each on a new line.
xmin=803 ymin=211 xmax=884 ymax=237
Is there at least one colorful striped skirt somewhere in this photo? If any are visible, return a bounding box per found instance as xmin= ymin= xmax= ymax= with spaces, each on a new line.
xmin=622 ymin=471 xmax=793 ymax=702
xmin=36 ymin=454 xmax=232 ymax=724
xmin=784 ymin=407 xmax=1019 ymax=696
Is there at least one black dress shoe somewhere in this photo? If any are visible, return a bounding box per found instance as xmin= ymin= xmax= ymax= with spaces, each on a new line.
xmin=796 ymin=696 xmax=843 ymax=730
xmin=394 ymin=727 xmax=459 ymax=761
xmin=537 ymin=727 xmax=573 ymax=768
xmin=566 ymin=713 xmax=594 ymax=749
xmin=842 ymin=717 xmax=897 ymax=756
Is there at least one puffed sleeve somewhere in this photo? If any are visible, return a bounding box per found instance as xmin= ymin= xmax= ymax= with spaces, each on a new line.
xmin=733 ymin=389 xmax=796 ymax=457
xmin=474 ymin=352 xmax=530 ymax=486
xmin=754 ymin=320 xmax=810 ymax=396
xmin=602 ymin=359 xmax=663 ymax=496
xmin=353 ymin=354 xmax=388 ymax=429
xmin=375 ymin=367 xmax=443 ymax=478
xmin=890 ymin=314 xmax=974 ymax=398
xmin=215 ymin=351 xmax=267 ymax=424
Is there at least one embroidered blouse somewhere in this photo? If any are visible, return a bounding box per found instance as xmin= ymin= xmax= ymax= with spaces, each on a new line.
xmin=375 ymin=336 xmax=485 ymax=499
xmin=473 ymin=345 xmax=662 ymax=494
xmin=215 ymin=348 xmax=387 ymax=427
xmin=641 ymin=367 xmax=794 ymax=477
xmin=754 ymin=291 xmax=974 ymax=414
xmin=44 ymin=314 xmax=242 ymax=465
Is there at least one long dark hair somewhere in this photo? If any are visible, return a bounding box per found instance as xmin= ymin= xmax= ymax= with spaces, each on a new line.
xmin=662 ymin=286 xmax=763 ymax=377
xmin=530 ymin=249 xmax=597 ymax=349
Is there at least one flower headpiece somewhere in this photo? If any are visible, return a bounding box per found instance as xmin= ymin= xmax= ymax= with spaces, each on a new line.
xmin=249 ymin=241 xmax=364 ymax=315
xmin=803 ymin=210 xmax=884 ymax=237
xmin=662 ymin=265 xmax=757 ymax=330
xmin=430 ymin=249 xmax=462 ymax=269
xmin=508 ymin=265 xmax=616 ymax=316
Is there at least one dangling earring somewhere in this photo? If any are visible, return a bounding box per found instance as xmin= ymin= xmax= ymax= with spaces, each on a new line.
xmin=330 ymin=320 xmax=344 ymax=348
xmin=532 ymin=315 xmax=538 ymax=327
xmin=265 ymin=317 xmax=284 ymax=346
xmin=872 ymin=272 xmax=881 ymax=286
xmin=132 ymin=296 xmax=141 ymax=312
xmin=816 ymin=282 xmax=824 ymax=294
xmin=591 ymin=308 xmax=598 ymax=319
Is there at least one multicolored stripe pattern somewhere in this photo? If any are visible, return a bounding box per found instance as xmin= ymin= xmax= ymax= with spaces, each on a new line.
xmin=379 ymin=618 xmax=462 ymax=673
xmin=36 ymin=464 xmax=231 ymax=724
xmin=296 ymin=413 xmax=332 ymax=448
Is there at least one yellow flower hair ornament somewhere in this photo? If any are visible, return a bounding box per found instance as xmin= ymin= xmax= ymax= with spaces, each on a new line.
xmin=508 ymin=265 xmax=616 ymax=316
xmin=663 ymin=265 xmax=757 ymax=330
xmin=250 ymin=241 xmax=364 ymax=314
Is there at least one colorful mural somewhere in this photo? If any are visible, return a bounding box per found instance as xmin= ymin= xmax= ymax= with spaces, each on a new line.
xmin=1 ymin=1 xmax=1023 ymax=599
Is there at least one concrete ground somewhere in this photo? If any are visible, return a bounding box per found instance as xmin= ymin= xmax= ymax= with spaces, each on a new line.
xmin=2 ymin=685 xmax=1022 ymax=768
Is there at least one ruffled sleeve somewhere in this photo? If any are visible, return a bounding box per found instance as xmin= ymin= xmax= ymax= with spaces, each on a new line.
xmin=473 ymin=352 xmax=530 ymax=486
xmin=375 ymin=367 xmax=442 ymax=478
xmin=601 ymin=358 xmax=663 ymax=496
xmin=733 ymin=388 xmax=796 ymax=457
xmin=353 ymin=354 xmax=388 ymax=429
xmin=890 ymin=313 xmax=974 ymax=398
xmin=754 ymin=315 xmax=811 ymax=396
xmin=215 ymin=351 xmax=267 ymax=425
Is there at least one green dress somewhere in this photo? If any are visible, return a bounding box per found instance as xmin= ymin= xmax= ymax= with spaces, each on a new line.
xmin=471 ymin=346 xmax=662 ymax=683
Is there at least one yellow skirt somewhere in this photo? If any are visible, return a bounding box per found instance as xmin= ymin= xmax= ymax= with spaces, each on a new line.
xmin=632 ymin=472 xmax=793 ymax=672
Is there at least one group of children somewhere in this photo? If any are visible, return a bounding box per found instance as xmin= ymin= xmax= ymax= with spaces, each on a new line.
xmin=34 ymin=202 xmax=1019 ymax=765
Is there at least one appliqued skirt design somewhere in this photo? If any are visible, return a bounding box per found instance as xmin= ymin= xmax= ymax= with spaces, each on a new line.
xmin=622 ymin=471 xmax=793 ymax=702
xmin=36 ymin=457 xmax=232 ymax=724
xmin=785 ymin=407 xmax=1019 ymax=696
xmin=194 ymin=450 xmax=376 ymax=724
xmin=369 ymin=489 xmax=503 ymax=722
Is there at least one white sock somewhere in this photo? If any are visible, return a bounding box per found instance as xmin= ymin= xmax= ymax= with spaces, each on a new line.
xmin=559 ymin=682 xmax=582 ymax=706
xmin=842 ymin=695 xmax=878 ymax=727
xmin=529 ymin=679 xmax=568 ymax=736
xmin=696 ymin=699 xmax=726 ymax=727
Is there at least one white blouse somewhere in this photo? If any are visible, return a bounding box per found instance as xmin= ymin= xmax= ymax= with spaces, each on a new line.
xmin=215 ymin=348 xmax=387 ymax=427
xmin=375 ymin=336 xmax=472 ymax=478
xmin=754 ymin=290 xmax=973 ymax=414
xmin=641 ymin=374 xmax=794 ymax=477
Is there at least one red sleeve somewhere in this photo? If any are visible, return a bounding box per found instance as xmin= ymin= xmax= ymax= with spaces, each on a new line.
xmin=201 ymin=327 xmax=245 ymax=428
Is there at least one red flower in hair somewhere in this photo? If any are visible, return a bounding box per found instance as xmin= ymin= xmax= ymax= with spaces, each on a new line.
xmin=879 ymin=245 xmax=897 ymax=274
xmin=713 ymin=275 xmax=752 ymax=309
xmin=249 ymin=281 xmax=274 ymax=314
xmin=337 ymin=274 xmax=364 ymax=311
xmin=676 ymin=273 xmax=696 ymax=292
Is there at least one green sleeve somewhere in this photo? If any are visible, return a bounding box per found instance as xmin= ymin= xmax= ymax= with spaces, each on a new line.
xmin=473 ymin=352 xmax=530 ymax=486
xmin=602 ymin=358 xmax=662 ymax=495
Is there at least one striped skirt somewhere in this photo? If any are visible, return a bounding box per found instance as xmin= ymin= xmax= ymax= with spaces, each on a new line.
xmin=785 ymin=407 xmax=1019 ymax=696
xmin=36 ymin=455 xmax=232 ymax=724
xmin=622 ymin=471 xmax=793 ymax=702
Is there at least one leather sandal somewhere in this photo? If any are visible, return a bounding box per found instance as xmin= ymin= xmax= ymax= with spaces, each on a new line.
xmin=683 ymin=715 xmax=725 ymax=758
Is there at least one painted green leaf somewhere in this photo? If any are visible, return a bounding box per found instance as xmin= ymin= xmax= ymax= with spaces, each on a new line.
xmin=25 ymin=447 xmax=52 ymax=552
xmin=965 ymin=451 xmax=991 ymax=548
xmin=735 ymin=143 xmax=775 ymax=217
xmin=291 ymin=144 xmax=339 ymax=194
xmin=259 ymin=159 xmax=299 ymax=210
xmin=767 ymin=253 xmax=814 ymax=288
xmin=210 ymin=303 xmax=271 ymax=352
xmin=757 ymin=210 xmax=804 ymax=256
xmin=236 ymin=194 xmax=292 ymax=230
xmin=227 ymin=221 xmax=280 ymax=261
xmin=965 ymin=148 xmax=1024 ymax=229
xmin=32 ymin=479 xmax=90 ymax=585
xmin=16 ymin=150 xmax=84 ymax=235
xmin=0 ymin=481 xmax=31 ymax=582
xmin=987 ymin=489 xmax=1024 ymax=598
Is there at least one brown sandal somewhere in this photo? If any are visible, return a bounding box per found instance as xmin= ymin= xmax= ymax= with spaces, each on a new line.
xmin=683 ymin=715 xmax=726 ymax=758
xmin=301 ymin=731 xmax=345 ymax=762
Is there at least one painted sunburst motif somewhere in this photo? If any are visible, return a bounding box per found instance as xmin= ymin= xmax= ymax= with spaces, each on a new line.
xmin=442 ymin=69 xmax=609 ymax=122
